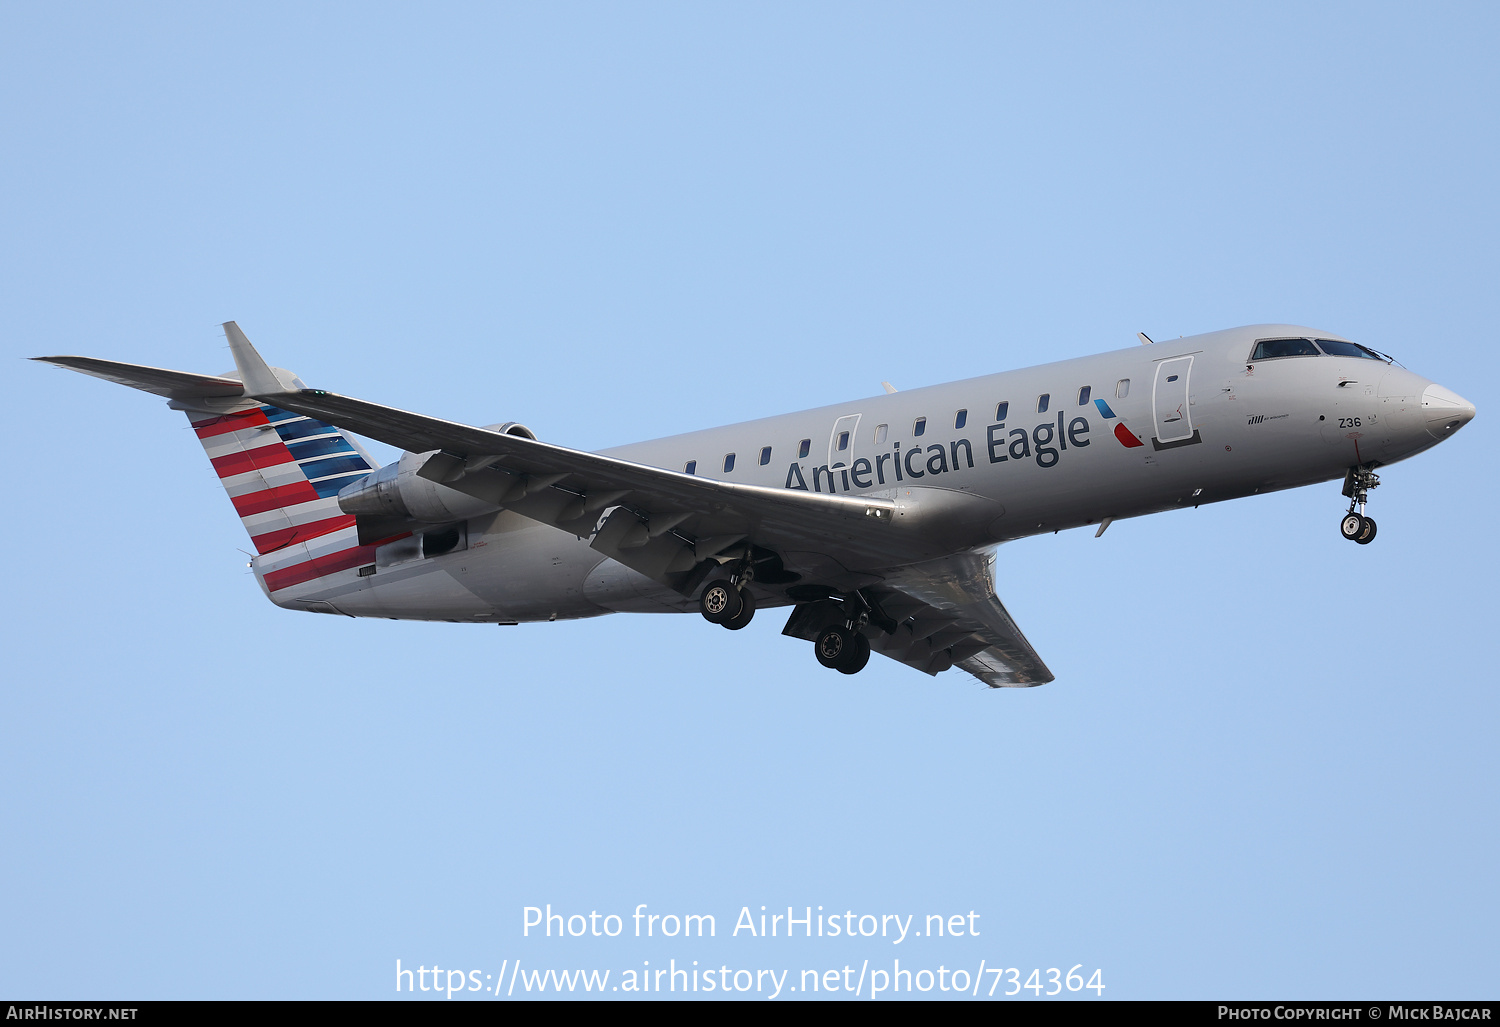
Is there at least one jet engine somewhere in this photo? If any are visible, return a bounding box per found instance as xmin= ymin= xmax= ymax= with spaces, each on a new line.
xmin=336 ymin=422 xmax=536 ymax=523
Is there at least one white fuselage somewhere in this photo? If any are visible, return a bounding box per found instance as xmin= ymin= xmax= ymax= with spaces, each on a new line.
xmin=259 ymin=324 xmax=1469 ymax=623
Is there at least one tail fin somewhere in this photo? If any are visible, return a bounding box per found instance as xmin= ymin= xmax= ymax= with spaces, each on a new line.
xmin=34 ymin=323 xmax=387 ymax=598
xmin=188 ymin=401 xmax=375 ymax=555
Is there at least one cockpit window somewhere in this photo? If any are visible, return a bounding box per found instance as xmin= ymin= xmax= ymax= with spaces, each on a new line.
xmin=1250 ymin=338 xmax=1319 ymax=360
xmin=1315 ymin=339 xmax=1383 ymax=360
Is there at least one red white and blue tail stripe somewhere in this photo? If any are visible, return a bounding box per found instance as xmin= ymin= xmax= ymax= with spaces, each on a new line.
xmin=33 ymin=335 xmax=406 ymax=601
xmin=188 ymin=403 xmax=387 ymax=594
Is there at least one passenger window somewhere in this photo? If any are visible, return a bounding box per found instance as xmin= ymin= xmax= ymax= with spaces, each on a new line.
xmin=837 ymin=431 xmax=850 ymax=452
xmin=913 ymin=417 xmax=927 ymax=437
xmin=1078 ymin=386 xmax=1091 ymax=406
xmin=1315 ymin=339 xmax=1383 ymax=360
xmin=874 ymin=423 xmax=888 ymax=444
xmin=798 ymin=438 xmax=811 ymax=459
xmin=1037 ymin=394 xmax=1050 ymax=414
xmin=759 ymin=446 xmax=772 ymax=465
xmin=1116 ymin=379 xmax=1129 ymax=399
xmin=954 ymin=409 xmax=967 ymax=429
xmin=723 ymin=453 xmax=735 ymax=473
xmin=1250 ymin=338 xmax=1319 ymax=360
xmin=684 ymin=460 xmax=697 ymax=475
xmin=994 ymin=401 xmax=1009 ymax=422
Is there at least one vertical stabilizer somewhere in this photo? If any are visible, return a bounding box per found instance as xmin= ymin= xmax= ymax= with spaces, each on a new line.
xmin=36 ymin=341 xmax=391 ymax=602
xmin=222 ymin=321 xmax=295 ymax=394
xmin=185 ymin=402 xmax=378 ymax=558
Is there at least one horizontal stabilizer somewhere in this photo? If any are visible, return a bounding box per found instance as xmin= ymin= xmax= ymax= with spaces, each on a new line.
xmin=32 ymin=356 xmax=245 ymax=400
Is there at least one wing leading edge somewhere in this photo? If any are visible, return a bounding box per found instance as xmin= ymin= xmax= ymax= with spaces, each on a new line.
xmin=255 ymin=385 xmax=936 ymax=587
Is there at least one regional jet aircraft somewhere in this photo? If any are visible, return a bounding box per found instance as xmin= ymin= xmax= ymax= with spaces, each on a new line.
xmin=35 ymin=323 xmax=1473 ymax=686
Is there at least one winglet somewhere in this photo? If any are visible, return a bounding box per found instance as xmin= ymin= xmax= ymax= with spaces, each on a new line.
xmin=223 ymin=321 xmax=289 ymax=395
xmin=881 ymin=381 xmax=898 ymax=394
xmin=1137 ymin=332 xmax=1154 ymax=345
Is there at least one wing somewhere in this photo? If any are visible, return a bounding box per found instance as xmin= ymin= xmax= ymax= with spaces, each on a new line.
xmin=325 ymin=378 xmax=1055 ymax=686
xmin=781 ymin=550 xmax=1054 ymax=687
xmin=881 ymin=551 xmax=1054 ymax=686
xmin=224 ymin=306 xmax=1052 ymax=682
xmin=247 ymin=385 xmax=964 ymax=595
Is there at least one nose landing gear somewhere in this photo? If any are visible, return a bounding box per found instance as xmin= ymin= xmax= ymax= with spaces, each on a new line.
xmin=1339 ymin=466 xmax=1380 ymax=545
xmin=1339 ymin=512 xmax=1376 ymax=544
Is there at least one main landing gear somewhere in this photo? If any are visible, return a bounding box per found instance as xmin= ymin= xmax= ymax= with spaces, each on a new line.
xmin=699 ymin=575 xmax=756 ymax=631
xmin=1339 ymin=466 xmax=1381 ymax=545
xmin=814 ymin=623 xmax=870 ymax=675
xmin=806 ymin=591 xmax=879 ymax=675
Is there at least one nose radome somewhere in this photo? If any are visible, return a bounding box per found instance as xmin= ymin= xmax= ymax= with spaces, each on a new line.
xmin=1422 ymin=383 xmax=1476 ymax=439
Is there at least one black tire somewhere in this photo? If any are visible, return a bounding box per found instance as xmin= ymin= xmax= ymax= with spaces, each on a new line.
xmin=722 ymin=588 xmax=756 ymax=630
xmin=700 ymin=579 xmax=742 ymax=624
xmin=836 ymin=631 xmax=871 ymax=675
xmin=815 ymin=626 xmax=852 ymax=669
xmin=1340 ymin=512 xmax=1364 ymax=541
xmin=1356 ymin=515 xmax=1377 ymax=545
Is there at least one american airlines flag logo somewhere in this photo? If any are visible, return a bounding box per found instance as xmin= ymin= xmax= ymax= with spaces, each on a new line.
xmin=190 ymin=405 xmax=405 ymax=592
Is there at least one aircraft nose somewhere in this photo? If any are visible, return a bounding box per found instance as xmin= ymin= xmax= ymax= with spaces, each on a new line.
xmin=1421 ymin=383 xmax=1476 ymax=439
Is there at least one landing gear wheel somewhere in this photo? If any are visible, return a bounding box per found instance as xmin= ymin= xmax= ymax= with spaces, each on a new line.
xmin=815 ymin=626 xmax=853 ymax=669
xmin=836 ymin=632 xmax=871 ymax=675
xmin=814 ymin=626 xmax=871 ymax=674
xmin=1340 ymin=466 xmax=1383 ymax=546
xmin=699 ymin=579 xmax=743 ymax=625
xmin=721 ymin=588 xmax=756 ymax=630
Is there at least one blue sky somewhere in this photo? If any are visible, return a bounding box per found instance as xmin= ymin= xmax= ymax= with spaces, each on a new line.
xmin=2 ymin=2 xmax=1495 ymax=1000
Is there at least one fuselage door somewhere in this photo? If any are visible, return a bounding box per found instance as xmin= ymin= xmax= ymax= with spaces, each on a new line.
xmin=1152 ymin=356 xmax=1195 ymax=445
xmin=829 ymin=413 xmax=861 ymax=480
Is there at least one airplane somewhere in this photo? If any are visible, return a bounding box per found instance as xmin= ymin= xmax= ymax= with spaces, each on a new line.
xmin=33 ymin=322 xmax=1474 ymax=688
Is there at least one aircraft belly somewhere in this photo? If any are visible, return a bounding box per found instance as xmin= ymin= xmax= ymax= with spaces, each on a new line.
xmin=454 ymin=513 xmax=610 ymax=621
xmin=583 ymin=559 xmax=697 ymax=613
xmin=286 ymin=511 xmax=612 ymax=622
xmin=302 ymin=564 xmax=498 ymax=621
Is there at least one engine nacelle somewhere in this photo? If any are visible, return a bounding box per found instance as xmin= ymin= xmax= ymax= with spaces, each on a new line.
xmin=337 ymin=422 xmax=537 ymax=524
xmin=480 ymin=421 xmax=537 ymax=440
